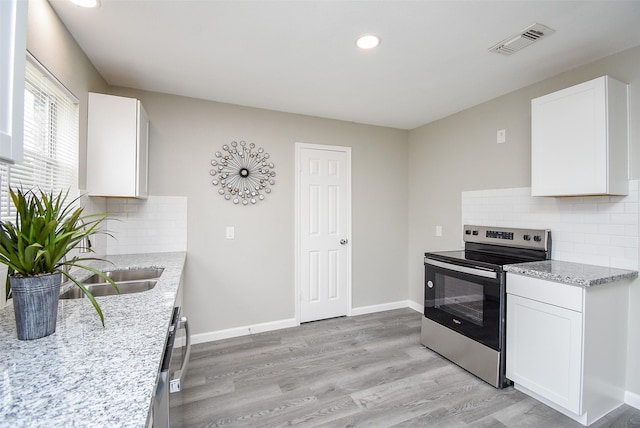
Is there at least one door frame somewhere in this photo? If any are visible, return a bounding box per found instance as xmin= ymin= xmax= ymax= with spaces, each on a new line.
xmin=294 ymin=142 xmax=352 ymax=324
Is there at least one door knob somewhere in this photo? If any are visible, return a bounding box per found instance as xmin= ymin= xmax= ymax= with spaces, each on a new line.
xmin=340 ymin=239 xmax=349 ymax=245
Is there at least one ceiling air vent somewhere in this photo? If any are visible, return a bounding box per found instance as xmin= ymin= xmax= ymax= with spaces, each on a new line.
xmin=489 ymin=23 xmax=555 ymax=56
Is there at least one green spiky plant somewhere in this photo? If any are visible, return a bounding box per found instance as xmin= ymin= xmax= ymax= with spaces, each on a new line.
xmin=0 ymin=188 xmax=117 ymax=326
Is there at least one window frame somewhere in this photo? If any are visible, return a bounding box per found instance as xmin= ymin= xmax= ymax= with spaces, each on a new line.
xmin=0 ymin=52 xmax=80 ymax=221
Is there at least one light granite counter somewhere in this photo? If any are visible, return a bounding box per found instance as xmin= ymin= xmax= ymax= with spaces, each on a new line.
xmin=504 ymin=259 xmax=638 ymax=287
xmin=0 ymin=252 xmax=186 ymax=428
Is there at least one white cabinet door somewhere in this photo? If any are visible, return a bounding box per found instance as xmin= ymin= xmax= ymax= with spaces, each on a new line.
xmin=0 ymin=0 xmax=27 ymax=164
xmin=87 ymin=93 xmax=149 ymax=198
xmin=506 ymin=294 xmax=583 ymax=414
xmin=531 ymin=76 xmax=628 ymax=196
xmin=135 ymin=103 xmax=149 ymax=197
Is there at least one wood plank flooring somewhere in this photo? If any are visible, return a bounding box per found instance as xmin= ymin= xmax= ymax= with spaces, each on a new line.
xmin=169 ymin=308 xmax=640 ymax=427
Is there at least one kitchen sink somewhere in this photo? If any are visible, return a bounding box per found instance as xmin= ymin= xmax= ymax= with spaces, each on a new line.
xmin=59 ymin=267 xmax=164 ymax=299
xmin=81 ymin=268 xmax=164 ymax=283
xmin=60 ymin=280 xmax=158 ymax=299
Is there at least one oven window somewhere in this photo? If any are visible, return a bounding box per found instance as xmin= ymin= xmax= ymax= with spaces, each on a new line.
xmin=434 ymin=273 xmax=485 ymax=326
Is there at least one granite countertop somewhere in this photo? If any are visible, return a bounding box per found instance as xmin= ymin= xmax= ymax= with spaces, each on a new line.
xmin=504 ymin=259 xmax=638 ymax=287
xmin=0 ymin=252 xmax=187 ymax=428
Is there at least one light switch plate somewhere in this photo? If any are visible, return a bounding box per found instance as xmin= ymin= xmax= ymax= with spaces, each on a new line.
xmin=226 ymin=226 xmax=235 ymax=239
xmin=435 ymin=225 xmax=443 ymax=236
xmin=497 ymin=129 xmax=506 ymax=144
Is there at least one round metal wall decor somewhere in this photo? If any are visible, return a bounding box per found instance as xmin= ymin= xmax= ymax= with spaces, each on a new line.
xmin=210 ymin=141 xmax=276 ymax=205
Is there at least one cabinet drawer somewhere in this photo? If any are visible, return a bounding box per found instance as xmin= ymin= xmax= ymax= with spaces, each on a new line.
xmin=506 ymin=273 xmax=583 ymax=312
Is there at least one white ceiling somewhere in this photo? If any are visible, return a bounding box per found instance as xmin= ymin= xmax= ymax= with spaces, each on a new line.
xmin=49 ymin=0 xmax=640 ymax=130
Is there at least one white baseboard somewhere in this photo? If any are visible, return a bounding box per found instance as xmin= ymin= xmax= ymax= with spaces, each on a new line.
xmin=189 ymin=300 xmax=424 ymax=345
xmin=626 ymin=390 xmax=640 ymax=410
xmin=407 ymin=300 xmax=423 ymax=313
xmin=190 ymin=317 xmax=298 ymax=345
xmin=350 ymin=300 xmax=410 ymax=316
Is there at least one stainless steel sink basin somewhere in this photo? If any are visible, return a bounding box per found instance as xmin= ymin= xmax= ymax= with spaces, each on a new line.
xmin=60 ymin=280 xmax=158 ymax=299
xmin=59 ymin=267 xmax=164 ymax=299
xmin=82 ymin=268 xmax=164 ymax=283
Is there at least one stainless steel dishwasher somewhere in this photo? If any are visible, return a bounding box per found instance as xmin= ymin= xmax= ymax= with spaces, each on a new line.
xmin=153 ymin=306 xmax=191 ymax=428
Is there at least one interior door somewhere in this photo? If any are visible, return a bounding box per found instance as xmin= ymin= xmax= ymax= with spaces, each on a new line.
xmin=297 ymin=144 xmax=351 ymax=323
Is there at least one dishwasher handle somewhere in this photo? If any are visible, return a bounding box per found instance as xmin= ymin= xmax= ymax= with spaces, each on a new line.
xmin=169 ymin=316 xmax=191 ymax=393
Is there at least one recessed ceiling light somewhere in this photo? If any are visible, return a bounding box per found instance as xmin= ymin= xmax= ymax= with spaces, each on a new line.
xmin=70 ymin=0 xmax=101 ymax=8
xmin=356 ymin=34 xmax=380 ymax=50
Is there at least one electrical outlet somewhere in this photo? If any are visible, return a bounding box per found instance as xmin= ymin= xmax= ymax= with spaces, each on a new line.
xmin=497 ymin=129 xmax=506 ymax=144
xmin=226 ymin=226 xmax=235 ymax=239
xmin=435 ymin=225 xmax=443 ymax=236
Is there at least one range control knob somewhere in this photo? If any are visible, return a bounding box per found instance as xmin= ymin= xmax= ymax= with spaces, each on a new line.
xmin=534 ymin=235 xmax=542 ymax=242
xmin=427 ymin=281 xmax=434 ymax=289
xmin=523 ymin=234 xmax=531 ymax=241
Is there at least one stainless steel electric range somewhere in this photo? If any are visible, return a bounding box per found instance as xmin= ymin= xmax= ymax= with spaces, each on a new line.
xmin=421 ymin=224 xmax=551 ymax=388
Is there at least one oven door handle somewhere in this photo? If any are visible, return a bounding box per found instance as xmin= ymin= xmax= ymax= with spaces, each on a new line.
xmin=170 ymin=316 xmax=191 ymax=394
xmin=426 ymin=259 xmax=497 ymax=279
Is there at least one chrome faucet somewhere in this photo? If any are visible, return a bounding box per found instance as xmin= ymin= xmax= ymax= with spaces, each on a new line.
xmin=61 ymin=255 xmax=70 ymax=275
xmin=61 ymin=234 xmax=91 ymax=275
xmin=78 ymin=217 xmax=93 ymax=254
xmin=78 ymin=235 xmax=92 ymax=253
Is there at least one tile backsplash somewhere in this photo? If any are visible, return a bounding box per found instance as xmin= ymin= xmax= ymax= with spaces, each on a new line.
xmin=462 ymin=180 xmax=639 ymax=270
xmin=105 ymin=196 xmax=187 ymax=255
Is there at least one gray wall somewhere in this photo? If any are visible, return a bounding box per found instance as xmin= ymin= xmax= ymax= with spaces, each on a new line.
xmin=107 ymin=87 xmax=410 ymax=334
xmin=407 ymin=45 xmax=640 ymax=396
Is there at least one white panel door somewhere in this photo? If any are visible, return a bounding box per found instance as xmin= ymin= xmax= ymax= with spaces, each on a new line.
xmin=298 ymin=145 xmax=350 ymax=323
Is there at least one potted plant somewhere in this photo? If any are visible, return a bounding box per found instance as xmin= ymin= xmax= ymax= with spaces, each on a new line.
xmin=0 ymin=188 xmax=116 ymax=340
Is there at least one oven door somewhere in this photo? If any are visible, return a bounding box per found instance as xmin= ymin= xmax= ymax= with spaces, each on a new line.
xmin=424 ymin=257 xmax=505 ymax=351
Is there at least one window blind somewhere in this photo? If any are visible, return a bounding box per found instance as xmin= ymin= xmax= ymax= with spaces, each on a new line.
xmin=0 ymin=54 xmax=79 ymax=220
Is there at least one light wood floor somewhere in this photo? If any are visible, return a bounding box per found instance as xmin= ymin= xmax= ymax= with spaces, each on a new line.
xmin=170 ymin=308 xmax=640 ymax=427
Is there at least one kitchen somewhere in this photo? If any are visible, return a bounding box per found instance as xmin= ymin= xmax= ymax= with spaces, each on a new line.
xmin=2 ymin=0 xmax=640 ymax=426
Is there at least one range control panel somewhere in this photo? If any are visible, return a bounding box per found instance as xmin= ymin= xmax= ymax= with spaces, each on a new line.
xmin=485 ymin=230 xmax=514 ymax=240
xmin=463 ymin=225 xmax=550 ymax=250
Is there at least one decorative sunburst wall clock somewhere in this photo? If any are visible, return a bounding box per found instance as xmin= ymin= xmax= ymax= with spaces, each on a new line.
xmin=210 ymin=141 xmax=276 ymax=205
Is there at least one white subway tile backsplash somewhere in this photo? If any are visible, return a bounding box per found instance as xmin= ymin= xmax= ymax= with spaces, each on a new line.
xmin=104 ymin=196 xmax=187 ymax=255
xmin=625 ymin=225 xmax=639 ymax=237
xmin=574 ymin=223 xmax=599 ymax=234
xmin=611 ymin=213 xmax=638 ymax=225
xmin=599 ymin=245 xmax=626 ymax=258
xmin=585 ymin=234 xmax=610 ymax=245
xmin=610 ymin=235 xmax=638 ymax=248
xmin=462 ymin=181 xmax=639 ymax=270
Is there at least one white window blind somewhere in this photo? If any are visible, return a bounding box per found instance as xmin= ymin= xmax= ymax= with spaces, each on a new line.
xmin=0 ymin=54 xmax=79 ymax=220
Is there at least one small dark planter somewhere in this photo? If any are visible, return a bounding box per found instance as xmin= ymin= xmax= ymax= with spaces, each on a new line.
xmin=10 ymin=273 xmax=62 ymax=340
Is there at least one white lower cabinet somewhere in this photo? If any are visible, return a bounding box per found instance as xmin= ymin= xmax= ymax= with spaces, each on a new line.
xmin=506 ymin=273 xmax=629 ymax=426
xmin=507 ymin=294 xmax=583 ymax=413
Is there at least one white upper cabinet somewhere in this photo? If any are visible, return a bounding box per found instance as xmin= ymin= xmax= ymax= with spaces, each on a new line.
xmin=0 ymin=0 xmax=28 ymax=164
xmin=87 ymin=93 xmax=149 ymax=198
xmin=531 ymin=76 xmax=628 ymax=196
